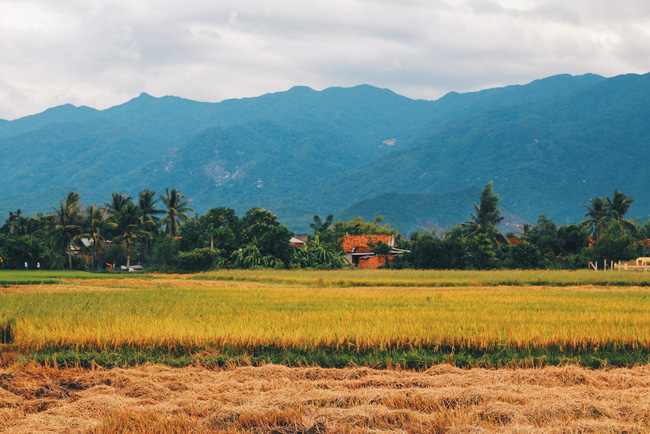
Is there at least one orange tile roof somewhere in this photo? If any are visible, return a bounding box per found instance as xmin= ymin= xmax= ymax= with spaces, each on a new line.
xmin=341 ymin=235 xmax=394 ymax=253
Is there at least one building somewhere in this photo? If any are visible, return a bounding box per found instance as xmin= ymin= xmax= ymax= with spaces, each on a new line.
xmin=341 ymin=234 xmax=408 ymax=269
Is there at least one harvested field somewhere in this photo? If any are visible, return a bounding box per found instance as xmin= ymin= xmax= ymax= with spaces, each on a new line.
xmin=0 ymin=363 xmax=649 ymax=433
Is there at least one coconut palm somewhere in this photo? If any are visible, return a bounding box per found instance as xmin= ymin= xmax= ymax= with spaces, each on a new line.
xmin=108 ymin=199 xmax=149 ymax=269
xmin=105 ymin=192 xmax=131 ymax=214
xmin=462 ymin=182 xmax=507 ymax=244
xmin=605 ymin=190 xmax=635 ymax=233
xmin=77 ymin=205 xmax=115 ymax=269
xmin=51 ymin=192 xmax=83 ymax=269
xmin=138 ymin=189 xmax=164 ymax=231
xmin=583 ymin=196 xmax=609 ymax=239
xmin=160 ymin=188 xmax=194 ymax=237
xmin=138 ymin=190 xmax=164 ymax=251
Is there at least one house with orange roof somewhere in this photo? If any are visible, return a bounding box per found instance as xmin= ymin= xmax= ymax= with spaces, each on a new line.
xmin=341 ymin=234 xmax=408 ymax=268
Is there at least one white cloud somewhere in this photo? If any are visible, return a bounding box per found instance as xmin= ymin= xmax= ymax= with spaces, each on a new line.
xmin=0 ymin=0 xmax=649 ymax=119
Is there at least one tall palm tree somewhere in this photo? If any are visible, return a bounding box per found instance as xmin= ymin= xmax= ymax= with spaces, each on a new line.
xmin=105 ymin=192 xmax=131 ymax=218
xmin=583 ymin=196 xmax=609 ymax=240
xmin=160 ymin=188 xmax=194 ymax=237
xmin=138 ymin=190 xmax=164 ymax=250
xmin=108 ymin=200 xmax=148 ymax=269
xmin=77 ymin=205 xmax=115 ymax=269
xmin=138 ymin=189 xmax=164 ymax=231
xmin=462 ymin=182 xmax=507 ymax=244
xmin=51 ymin=192 xmax=83 ymax=269
xmin=605 ymin=190 xmax=635 ymax=233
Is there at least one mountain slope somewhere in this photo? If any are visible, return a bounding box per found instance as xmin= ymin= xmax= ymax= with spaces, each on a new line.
xmin=0 ymin=72 xmax=646 ymax=233
xmin=321 ymin=73 xmax=650 ymax=225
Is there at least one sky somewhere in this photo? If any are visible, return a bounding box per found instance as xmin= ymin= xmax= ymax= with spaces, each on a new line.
xmin=1 ymin=0 xmax=650 ymax=120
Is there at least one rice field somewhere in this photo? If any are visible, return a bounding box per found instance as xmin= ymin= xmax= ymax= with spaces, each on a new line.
xmin=1 ymin=270 xmax=649 ymax=368
xmin=1 ymin=270 xmax=649 ymax=432
xmin=195 ymin=268 xmax=650 ymax=287
xmin=0 ymin=270 xmax=156 ymax=287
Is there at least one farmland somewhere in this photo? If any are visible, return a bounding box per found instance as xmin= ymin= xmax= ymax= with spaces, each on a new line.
xmin=1 ymin=269 xmax=649 ymax=368
xmin=1 ymin=269 xmax=649 ymax=432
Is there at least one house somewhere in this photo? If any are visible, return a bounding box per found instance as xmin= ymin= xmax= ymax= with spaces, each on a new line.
xmin=289 ymin=237 xmax=306 ymax=248
xmin=616 ymin=257 xmax=650 ymax=271
xmin=341 ymin=234 xmax=409 ymax=269
xmin=289 ymin=234 xmax=309 ymax=248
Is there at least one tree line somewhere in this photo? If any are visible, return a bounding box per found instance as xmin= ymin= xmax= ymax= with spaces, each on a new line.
xmin=1 ymin=183 xmax=649 ymax=271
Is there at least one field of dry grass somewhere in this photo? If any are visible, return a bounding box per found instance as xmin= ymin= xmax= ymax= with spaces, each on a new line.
xmin=0 ymin=363 xmax=648 ymax=433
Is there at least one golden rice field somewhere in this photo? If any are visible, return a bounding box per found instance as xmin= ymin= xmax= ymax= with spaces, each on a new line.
xmin=196 ymin=268 xmax=650 ymax=287
xmin=1 ymin=269 xmax=650 ymax=432
xmin=0 ymin=269 xmax=649 ymax=367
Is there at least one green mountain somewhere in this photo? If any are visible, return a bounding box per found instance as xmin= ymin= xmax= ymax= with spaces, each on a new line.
xmin=1 ymin=72 xmax=648 ymax=233
xmin=339 ymin=188 xmax=483 ymax=234
xmin=321 ymin=73 xmax=650 ymax=227
xmin=338 ymin=188 xmax=530 ymax=235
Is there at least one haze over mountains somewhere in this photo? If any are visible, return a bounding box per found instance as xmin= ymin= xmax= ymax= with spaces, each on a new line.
xmin=1 ymin=72 xmax=649 ymax=233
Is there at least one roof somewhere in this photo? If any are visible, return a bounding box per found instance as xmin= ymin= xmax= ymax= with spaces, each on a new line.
xmin=341 ymin=235 xmax=394 ymax=253
xmin=289 ymin=237 xmax=306 ymax=244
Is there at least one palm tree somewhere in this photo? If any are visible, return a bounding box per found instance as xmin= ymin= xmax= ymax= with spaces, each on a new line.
xmin=108 ymin=200 xmax=149 ymax=269
xmin=160 ymin=188 xmax=194 ymax=237
xmin=105 ymin=192 xmax=131 ymax=218
xmin=138 ymin=190 xmax=164 ymax=250
xmin=51 ymin=192 xmax=83 ymax=269
xmin=310 ymin=214 xmax=334 ymax=234
xmin=462 ymin=182 xmax=507 ymax=244
xmin=583 ymin=196 xmax=609 ymax=240
xmin=77 ymin=205 xmax=115 ymax=269
xmin=605 ymin=190 xmax=635 ymax=233
xmin=138 ymin=189 xmax=164 ymax=231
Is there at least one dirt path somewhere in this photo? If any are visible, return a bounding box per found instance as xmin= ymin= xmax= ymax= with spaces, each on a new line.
xmin=1 ymin=363 xmax=648 ymax=433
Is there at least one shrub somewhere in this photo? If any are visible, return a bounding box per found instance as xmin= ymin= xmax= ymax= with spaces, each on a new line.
xmin=176 ymin=248 xmax=223 ymax=272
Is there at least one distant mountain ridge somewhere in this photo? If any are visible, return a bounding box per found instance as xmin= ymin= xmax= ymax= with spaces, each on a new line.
xmin=1 ymin=72 xmax=648 ymax=233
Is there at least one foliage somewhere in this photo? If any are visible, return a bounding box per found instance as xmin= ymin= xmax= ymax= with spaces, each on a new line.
xmin=160 ymin=188 xmax=194 ymax=237
xmin=462 ymin=182 xmax=507 ymax=245
xmin=106 ymin=193 xmax=150 ymax=269
xmin=289 ymin=236 xmax=347 ymax=269
xmin=501 ymin=241 xmax=542 ymax=269
xmin=1 ymin=184 xmax=650 ymax=272
xmin=176 ymin=248 xmax=223 ymax=272
xmin=50 ymin=191 xmax=83 ymax=269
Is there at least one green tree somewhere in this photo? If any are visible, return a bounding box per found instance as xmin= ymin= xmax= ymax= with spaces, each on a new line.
xmin=583 ymin=196 xmax=609 ymax=240
xmin=605 ymin=190 xmax=636 ymax=234
xmin=241 ymin=207 xmax=280 ymax=244
xmin=51 ymin=191 xmax=83 ymax=269
xmin=203 ymin=207 xmax=242 ymax=251
xmin=77 ymin=205 xmax=115 ymax=269
xmin=106 ymin=195 xmax=149 ymax=268
xmin=160 ymin=188 xmax=194 ymax=237
xmin=310 ymin=214 xmax=334 ymax=235
xmin=462 ymin=182 xmax=507 ymax=244
xmin=521 ymin=215 xmax=560 ymax=255
xmin=138 ymin=189 xmax=164 ymax=233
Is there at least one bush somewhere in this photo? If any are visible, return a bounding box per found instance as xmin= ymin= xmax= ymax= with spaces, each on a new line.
xmin=502 ymin=242 xmax=541 ymax=269
xmin=175 ymin=248 xmax=223 ymax=272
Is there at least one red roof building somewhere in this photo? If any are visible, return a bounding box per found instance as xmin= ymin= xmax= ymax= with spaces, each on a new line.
xmin=341 ymin=235 xmax=407 ymax=269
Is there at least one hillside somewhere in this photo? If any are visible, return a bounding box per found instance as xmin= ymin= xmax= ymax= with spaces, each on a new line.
xmin=1 ymin=72 xmax=648 ymax=232
xmin=321 ymin=73 xmax=650 ymax=226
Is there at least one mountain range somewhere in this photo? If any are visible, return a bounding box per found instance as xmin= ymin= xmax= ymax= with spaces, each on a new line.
xmin=1 ymin=72 xmax=649 ymax=234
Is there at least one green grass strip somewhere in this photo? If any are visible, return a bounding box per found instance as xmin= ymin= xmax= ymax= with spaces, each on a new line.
xmin=19 ymin=346 xmax=650 ymax=370
xmin=192 ymin=269 xmax=650 ymax=288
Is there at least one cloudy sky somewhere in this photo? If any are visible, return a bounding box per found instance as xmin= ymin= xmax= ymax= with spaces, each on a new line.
xmin=1 ymin=0 xmax=649 ymax=120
